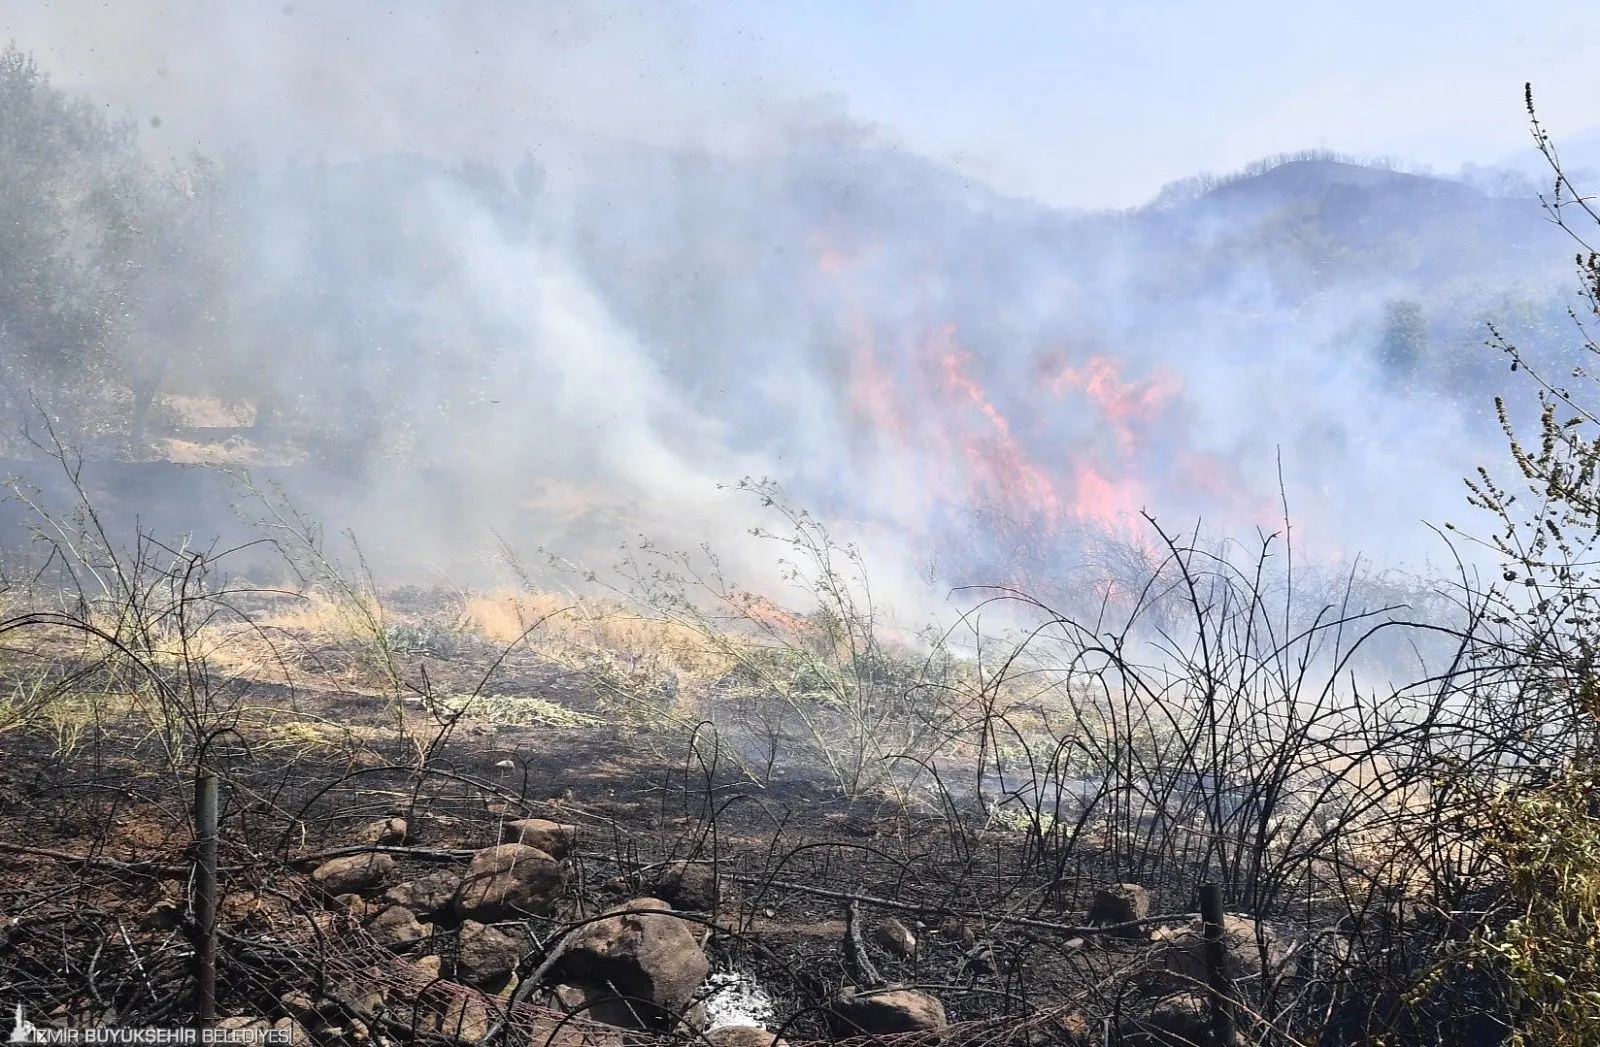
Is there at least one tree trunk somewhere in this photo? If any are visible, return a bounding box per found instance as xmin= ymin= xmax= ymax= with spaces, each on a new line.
xmin=128 ymin=380 xmax=156 ymax=454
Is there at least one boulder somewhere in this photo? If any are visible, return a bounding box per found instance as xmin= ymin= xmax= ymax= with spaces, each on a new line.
xmin=367 ymin=904 xmax=430 ymax=947
xmin=1119 ymin=992 xmax=1209 ymax=1047
xmin=678 ymin=1001 xmax=709 ymax=1036
xmin=500 ymin=818 xmax=576 ymax=859
xmin=871 ymin=917 xmax=917 ymax=958
xmin=312 ymin=853 xmax=396 ymax=895
xmin=705 ymin=1027 xmax=789 ymax=1047
xmin=1088 ymin=883 xmax=1150 ymax=938
xmin=827 ymin=987 xmax=947 ymax=1037
xmin=518 ymin=990 xmax=629 ymax=1047
xmin=330 ymin=968 xmax=387 ymax=1016
xmin=437 ymin=993 xmax=493 ymax=1044
xmin=652 ymin=860 xmax=720 ymax=911
xmin=960 ymin=943 xmax=998 ymax=978
xmin=333 ymin=893 xmax=371 ymax=923
xmin=938 ymin=918 xmax=977 ymax=944
xmin=357 ymin=817 xmax=408 ymax=846
xmin=386 ymin=870 xmax=462 ymax=913
xmin=1153 ymin=914 xmax=1281 ymax=983
xmin=458 ymin=920 xmax=529 ymax=987
xmin=553 ymin=897 xmax=709 ymax=1029
xmin=139 ymin=902 xmax=184 ymax=932
xmin=454 ymin=844 xmax=564 ymax=920
xmin=278 ymin=990 xmax=316 ymax=1019
xmin=542 ymin=981 xmax=657 ymax=1031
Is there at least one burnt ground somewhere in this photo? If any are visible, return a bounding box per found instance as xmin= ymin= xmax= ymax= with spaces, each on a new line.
xmin=0 ymin=627 xmax=1498 ymax=1047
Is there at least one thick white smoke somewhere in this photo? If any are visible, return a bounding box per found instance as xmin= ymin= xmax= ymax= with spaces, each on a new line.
xmin=0 ymin=0 xmax=1580 ymax=629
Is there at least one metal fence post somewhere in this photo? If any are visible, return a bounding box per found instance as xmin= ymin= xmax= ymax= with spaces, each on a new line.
xmin=195 ymin=768 xmax=219 ymax=1028
xmin=1198 ymin=882 xmax=1237 ymax=1047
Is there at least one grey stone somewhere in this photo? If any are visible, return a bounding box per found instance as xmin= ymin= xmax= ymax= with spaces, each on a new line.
xmin=312 ymin=853 xmax=396 ymax=895
xmin=453 ymin=844 xmax=564 ymax=920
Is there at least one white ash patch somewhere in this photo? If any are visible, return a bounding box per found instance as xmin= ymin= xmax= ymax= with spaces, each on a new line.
xmin=701 ymin=969 xmax=776 ymax=1031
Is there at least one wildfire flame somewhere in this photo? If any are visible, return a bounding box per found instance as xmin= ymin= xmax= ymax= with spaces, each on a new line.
xmin=820 ymin=232 xmax=1277 ymax=562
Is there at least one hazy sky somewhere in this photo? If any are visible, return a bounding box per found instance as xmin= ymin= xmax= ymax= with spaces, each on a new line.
xmin=5 ymin=1 xmax=1597 ymax=208
xmin=691 ymin=0 xmax=1600 ymax=206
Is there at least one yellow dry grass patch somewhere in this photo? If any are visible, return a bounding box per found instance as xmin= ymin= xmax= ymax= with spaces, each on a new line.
xmin=464 ymin=590 xmax=738 ymax=681
xmin=258 ymin=590 xmax=386 ymax=640
xmin=164 ymin=395 xmax=256 ymax=428
xmin=159 ymin=437 xmax=299 ymax=468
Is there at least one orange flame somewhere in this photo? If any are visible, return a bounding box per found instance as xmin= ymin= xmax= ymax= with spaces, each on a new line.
xmin=814 ymin=231 xmax=1276 ymax=557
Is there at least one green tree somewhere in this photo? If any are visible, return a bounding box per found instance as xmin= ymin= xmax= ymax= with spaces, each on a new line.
xmin=1379 ymin=297 xmax=1429 ymax=380
xmin=0 ymin=44 xmax=137 ymax=443
xmin=90 ymin=152 xmax=242 ymax=451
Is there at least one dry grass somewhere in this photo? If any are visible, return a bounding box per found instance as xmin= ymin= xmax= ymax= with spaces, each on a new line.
xmin=258 ymin=590 xmax=386 ymax=639
xmin=463 ymin=589 xmax=739 ymax=682
xmin=163 ymin=395 xmax=256 ymax=428
xmin=159 ymin=436 xmax=298 ymax=468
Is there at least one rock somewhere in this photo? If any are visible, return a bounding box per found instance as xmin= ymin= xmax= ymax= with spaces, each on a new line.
xmin=1120 ymin=992 xmax=1209 ymax=1047
xmin=1054 ymin=1011 xmax=1091 ymax=1044
xmin=312 ymin=853 xmax=396 ymax=895
xmin=1088 ymin=883 xmax=1150 ymax=938
xmin=598 ymin=876 xmax=632 ymax=898
xmin=871 ymin=917 xmax=917 ymax=958
xmin=438 ymin=993 xmax=493 ymax=1044
xmin=454 ymin=844 xmax=564 ymax=920
xmin=519 ymin=992 xmax=629 ymax=1047
xmin=1152 ymin=914 xmax=1280 ymax=983
xmin=705 ymin=1027 xmax=789 ymax=1047
xmin=139 ymin=902 xmax=184 ymax=931
xmin=493 ymin=972 xmax=521 ymax=1001
xmin=677 ymin=1001 xmax=708 ymax=1036
xmin=334 ymin=893 xmax=372 ymax=922
xmin=553 ymin=897 xmax=710 ymax=1029
xmin=416 ymin=954 xmax=443 ymax=979
xmin=386 ymin=870 xmax=462 ymax=913
xmin=458 ymin=920 xmax=529 ymax=986
xmin=652 ymin=860 xmax=720 ymax=911
xmin=500 ymin=818 xmax=576 ymax=859
xmin=367 ymin=904 xmax=430 ymax=947
xmin=546 ymin=983 xmax=592 ymax=1012
xmin=1337 ymin=887 xmax=1418 ymax=941
xmin=331 ymin=970 xmax=387 ymax=1016
xmin=828 ymin=987 xmax=948 ymax=1037
xmin=960 ymin=943 xmax=998 ymax=978
xmin=358 ymin=817 xmax=408 ymax=846
xmin=278 ymin=991 xmax=316 ymax=1018
xmin=939 ymin=918 xmax=976 ymax=944
xmin=543 ymin=981 xmax=651 ymax=1031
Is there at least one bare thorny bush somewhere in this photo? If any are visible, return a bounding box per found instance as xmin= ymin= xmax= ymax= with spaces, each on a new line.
xmin=0 ymin=428 xmax=278 ymax=773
